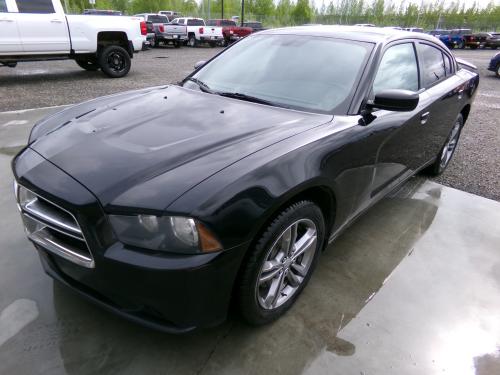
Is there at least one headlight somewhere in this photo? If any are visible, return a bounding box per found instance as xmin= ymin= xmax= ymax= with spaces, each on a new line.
xmin=109 ymin=215 xmax=222 ymax=254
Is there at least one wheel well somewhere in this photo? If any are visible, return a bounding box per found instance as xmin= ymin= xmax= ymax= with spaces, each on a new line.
xmin=251 ymin=186 xmax=337 ymax=254
xmin=460 ymin=104 xmax=471 ymax=125
xmin=229 ymin=185 xmax=337 ymax=307
xmin=97 ymin=32 xmax=131 ymax=56
xmin=188 ymin=32 xmax=195 ymax=38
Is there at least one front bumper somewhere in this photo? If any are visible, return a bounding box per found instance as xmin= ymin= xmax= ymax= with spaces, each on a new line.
xmin=12 ymin=147 xmax=248 ymax=332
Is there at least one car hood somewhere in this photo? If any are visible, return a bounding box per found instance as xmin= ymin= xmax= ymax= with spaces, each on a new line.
xmin=29 ymin=85 xmax=331 ymax=212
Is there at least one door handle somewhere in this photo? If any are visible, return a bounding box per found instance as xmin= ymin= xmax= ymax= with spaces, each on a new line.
xmin=420 ymin=112 xmax=430 ymax=125
xmin=50 ymin=19 xmax=63 ymax=23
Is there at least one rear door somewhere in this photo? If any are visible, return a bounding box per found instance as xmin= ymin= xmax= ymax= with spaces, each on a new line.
xmin=0 ymin=0 xmax=22 ymax=53
xmin=15 ymin=0 xmax=70 ymax=53
xmin=415 ymin=42 xmax=464 ymax=163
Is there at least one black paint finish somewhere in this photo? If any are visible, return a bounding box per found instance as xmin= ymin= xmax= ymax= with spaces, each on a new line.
xmin=12 ymin=27 xmax=479 ymax=331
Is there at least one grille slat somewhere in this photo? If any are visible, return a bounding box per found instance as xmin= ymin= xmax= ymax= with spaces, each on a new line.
xmin=16 ymin=183 xmax=95 ymax=269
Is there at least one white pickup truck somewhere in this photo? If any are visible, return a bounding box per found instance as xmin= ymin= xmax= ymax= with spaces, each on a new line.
xmin=0 ymin=0 xmax=146 ymax=77
xmin=171 ymin=17 xmax=223 ymax=47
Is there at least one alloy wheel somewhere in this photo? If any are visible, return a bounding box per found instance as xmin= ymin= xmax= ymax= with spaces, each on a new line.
xmin=440 ymin=122 xmax=461 ymax=169
xmin=107 ymin=51 xmax=126 ymax=73
xmin=256 ymin=219 xmax=317 ymax=310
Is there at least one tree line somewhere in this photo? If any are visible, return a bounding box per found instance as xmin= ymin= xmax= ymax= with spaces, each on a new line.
xmin=65 ymin=0 xmax=500 ymax=31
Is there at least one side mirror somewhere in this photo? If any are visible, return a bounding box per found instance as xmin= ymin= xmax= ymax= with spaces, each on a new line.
xmin=194 ymin=60 xmax=206 ymax=70
xmin=368 ymin=89 xmax=419 ymax=112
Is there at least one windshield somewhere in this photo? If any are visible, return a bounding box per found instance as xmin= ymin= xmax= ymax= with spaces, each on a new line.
xmin=148 ymin=15 xmax=168 ymax=23
xmin=186 ymin=34 xmax=372 ymax=114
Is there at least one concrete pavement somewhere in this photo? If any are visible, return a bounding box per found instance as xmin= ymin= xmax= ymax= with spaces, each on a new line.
xmin=0 ymin=107 xmax=499 ymax=375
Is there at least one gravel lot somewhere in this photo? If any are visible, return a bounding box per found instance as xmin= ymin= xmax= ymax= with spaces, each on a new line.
xmin=0 ymin=47 xmax=498 ymax=201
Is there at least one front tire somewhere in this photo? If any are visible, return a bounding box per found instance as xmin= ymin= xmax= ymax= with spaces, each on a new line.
xmin=98 ymin=45 xmax=131 ymax=78
xmin=425 ymin=114 xmax=463 ymax=176
xmin=237 ymin=201 xmax=325 ymax=325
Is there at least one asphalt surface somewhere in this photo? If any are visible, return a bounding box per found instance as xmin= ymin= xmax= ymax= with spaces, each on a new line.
xmin=0 ymin=47 xmax=498 ymax=201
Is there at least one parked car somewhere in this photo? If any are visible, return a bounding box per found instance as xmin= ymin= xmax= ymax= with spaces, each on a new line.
xmin=447 ymin=29 xmax=472 ymax=49
xmin=134 ymin=13 xmax=187 ymax=48
xmin=206 ymin=19 xmax=252 ymax=45
xmin=463 ymin=33 xmax=485 ymax=49
xmin=488 ymin=52 xmax=500 ymax=77
xmin=242 ymin=21 xmax=264 ymax=32
xmin=482 ymin=32 xmax=500 ymax=49
xmin=12 ymin=27 xmax=478 ymax=332
xmin=427 ymin=29 xmax=455 ymax=48
xmin=0 ymin=0 xmax=146 ymax=77
xmin=171 ymin=17 xmax=224 ymax=47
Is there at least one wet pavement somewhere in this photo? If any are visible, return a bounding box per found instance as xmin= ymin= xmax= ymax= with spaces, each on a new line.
xmin=1 ymin=108 xmax=499 ymax=375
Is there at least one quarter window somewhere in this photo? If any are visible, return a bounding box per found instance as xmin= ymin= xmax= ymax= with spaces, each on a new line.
xmin=373 ymin=43 xmax=419 ymax=94
xmin=419 ymin=44 xmax=446 ymax=87
xmin=16 ymin=0 xmax=55 ymax=13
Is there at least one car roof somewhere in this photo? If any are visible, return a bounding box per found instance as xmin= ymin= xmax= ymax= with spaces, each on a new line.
xmin=260 ymin=25 xmax=442 ymax=45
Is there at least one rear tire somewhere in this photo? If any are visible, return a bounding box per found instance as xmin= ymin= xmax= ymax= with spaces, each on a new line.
xmin=425 ymin=114 xmax=463 ymax=176
xmin=188 ymin=35 xmax=197 ymax=47
xmin=75 ymin=58 xmax=99 ymax=71
xmin=98 ymin=45 xmax=131 ymax=78
xmin=237 ymin=201 xmax=325 ymax=325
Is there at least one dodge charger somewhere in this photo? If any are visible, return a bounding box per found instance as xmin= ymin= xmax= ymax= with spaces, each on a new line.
xmin=12 ymin=26 xmax=479 ymax=332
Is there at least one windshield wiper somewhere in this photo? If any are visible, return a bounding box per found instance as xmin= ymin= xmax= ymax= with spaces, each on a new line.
xmin=218 ymin=92 xmax=281 ymax=107
xmin=185 ymin=77 xmax=214 ymax=94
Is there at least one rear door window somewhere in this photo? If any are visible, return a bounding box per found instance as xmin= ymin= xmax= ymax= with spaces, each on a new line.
xmin=16 ymin=0 xmax=55 ymax=13
xmin=187 ymin=19 xmax=204 ymax=26
xmin=419 ymin=44 xmax=446 ymax=87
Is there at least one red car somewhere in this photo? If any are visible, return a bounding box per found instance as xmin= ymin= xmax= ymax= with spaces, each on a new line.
xmin=206 ymin=19 xmax=252 ymax=44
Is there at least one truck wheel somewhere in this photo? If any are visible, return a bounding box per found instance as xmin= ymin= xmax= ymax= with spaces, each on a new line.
xmin=188 ymin=35 xmax=197 ymax=47
xmin=98 ymin=45 xmax=131 ymax=78
xmin=151 ymin=37 xmax=158 ymax=48
xmin=75 ymin=58 xmax=99 ymax=71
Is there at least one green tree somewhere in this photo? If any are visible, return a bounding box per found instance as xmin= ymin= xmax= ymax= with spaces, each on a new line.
xmin=292 ymin=0 xmax=312 ymax=24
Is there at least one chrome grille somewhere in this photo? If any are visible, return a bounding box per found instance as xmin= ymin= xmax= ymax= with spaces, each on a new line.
xmin=15 ymin=181 xmax=95 ymax=268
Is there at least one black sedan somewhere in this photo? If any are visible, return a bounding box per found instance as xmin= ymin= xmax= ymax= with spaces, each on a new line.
xmin=12 ymin=26 xmax=479 ymax=332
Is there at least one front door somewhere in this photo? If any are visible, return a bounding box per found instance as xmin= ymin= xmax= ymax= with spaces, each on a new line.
xmin=368 ymin=42 xmax=427 ymax=197
xmin=14 ymin=0 xmax=70 ymax=53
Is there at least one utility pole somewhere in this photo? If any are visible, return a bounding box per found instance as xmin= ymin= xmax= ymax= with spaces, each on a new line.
xmin=241 ymin=0 xmax=244 ymax=26
xmin=222 ymin=0 xmax=224 ymax=19
xmin=208 ymin=0 xmax=211 ymax=20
